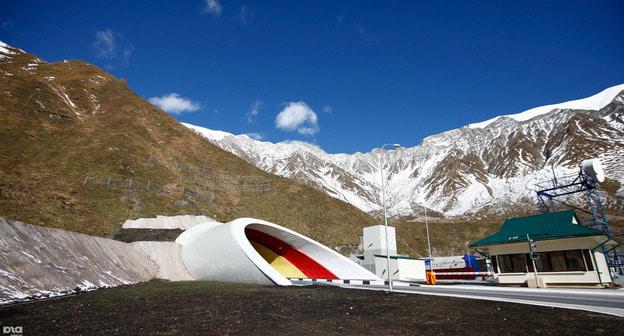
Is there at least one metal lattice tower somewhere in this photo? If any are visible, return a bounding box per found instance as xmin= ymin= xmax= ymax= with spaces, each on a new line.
xmin=534 ymin=161 xmax=621 ymax=273
xmin=535 ymin=167 xmax=610 ymax=235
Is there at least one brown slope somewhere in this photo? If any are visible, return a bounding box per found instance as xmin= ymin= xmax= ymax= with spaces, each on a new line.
xmin=0 ymin=43 xmax=377 ymax=248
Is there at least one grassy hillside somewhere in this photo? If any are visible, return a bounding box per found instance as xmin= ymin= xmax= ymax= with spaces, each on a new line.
xmin=5 ymin=42 xmax=603 ymax=258
xmin=0 ymin=44 xmax=379 ymax=248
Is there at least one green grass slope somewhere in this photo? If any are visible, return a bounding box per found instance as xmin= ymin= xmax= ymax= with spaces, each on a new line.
xmin=0 ymin=43 xmax=377 ymax=248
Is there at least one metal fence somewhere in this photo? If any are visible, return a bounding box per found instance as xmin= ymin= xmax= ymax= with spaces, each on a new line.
xmin=146 ymin=156 xmax=272 ymax=192
xmin=82 ymin=176 xmax=214 ymax=203
xmin=179 ymin=175 xmax=272 ymax=192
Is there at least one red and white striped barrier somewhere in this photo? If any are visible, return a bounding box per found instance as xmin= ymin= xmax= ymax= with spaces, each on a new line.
xmin=433 ymin=272 xmax=493 ymax=276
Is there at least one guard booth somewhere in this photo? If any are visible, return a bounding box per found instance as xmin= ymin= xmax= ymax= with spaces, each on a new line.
xmin=470 ymin=210 xmax=616 ymax=288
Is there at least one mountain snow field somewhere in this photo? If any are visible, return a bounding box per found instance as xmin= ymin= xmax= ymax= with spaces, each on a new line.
xmin=185 ymin=85 xmax=624 ymax=218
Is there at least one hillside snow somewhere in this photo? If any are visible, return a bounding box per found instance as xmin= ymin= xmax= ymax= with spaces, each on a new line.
xmin=187 ymin=86 xmax=624 ymax=218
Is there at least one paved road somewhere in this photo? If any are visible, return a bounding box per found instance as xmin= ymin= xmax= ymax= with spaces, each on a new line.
xmin=350 ymin=284 xmax=624 ymax=317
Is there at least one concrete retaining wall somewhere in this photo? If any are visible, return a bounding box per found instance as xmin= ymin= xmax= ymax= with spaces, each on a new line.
xmin=131 ymin=242 xmax=193 ymax=281
xmin=0 ymin=218 xmax=159 ymax=303
xmin=122 ymin=215 xmax=216 ymax=230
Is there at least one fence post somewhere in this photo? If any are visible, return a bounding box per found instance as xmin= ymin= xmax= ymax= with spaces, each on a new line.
xmin=83 ymin=176 xmax=90 ymax=186
xmin=146 ymin=180 xmax=151 ymax=191
xmin=128 ymin=179 xmax=133 ymax=191
xmin=106 ymin=176 xmax=111 ymax=188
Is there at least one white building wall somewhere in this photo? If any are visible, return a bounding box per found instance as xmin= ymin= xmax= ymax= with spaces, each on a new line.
xmin=362 ymin=225 xmax=397 ymax=273
xmin=397 ymin=259 xmax=426 ymax=282
xmin=593 ymin=251 xmax=612 ymax=284
xmin=486 ymin=236 xmax=612 ymax=286
xmin=363 ymin=225 xmax=397 ymax=254
xmin=373 ymin=257 xmax=426 ymax=282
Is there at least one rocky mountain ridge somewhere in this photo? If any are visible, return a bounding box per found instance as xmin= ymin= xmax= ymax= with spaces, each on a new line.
xmin=186 ymin=85 xmax=624 ymax=219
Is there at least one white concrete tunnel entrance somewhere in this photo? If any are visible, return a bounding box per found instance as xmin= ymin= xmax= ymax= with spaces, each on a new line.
xmin=176 ymin=218 xmax=379 ymax=285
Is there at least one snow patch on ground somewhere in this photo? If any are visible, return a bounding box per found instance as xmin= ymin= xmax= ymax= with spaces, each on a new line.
xmin=20 ymin=251 xmax=42 ymax=263
xmin=122 ymin=215 xmax=216 ymax=230
xmin=0 ymin=40 xmax=16 ymax=59
xmin=48 ymin=84 xmax=82 ymax=120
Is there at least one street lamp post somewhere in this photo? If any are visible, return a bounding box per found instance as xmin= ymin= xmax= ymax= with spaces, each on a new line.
xmin=379 ymin=143 xmax=401 ymax=292
xmin=424 ymin=206 xmax=433 ymax=274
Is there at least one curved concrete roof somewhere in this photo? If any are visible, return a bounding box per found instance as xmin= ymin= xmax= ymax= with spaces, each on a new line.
xmin=176 ymin=218 xmax=379 ymax=285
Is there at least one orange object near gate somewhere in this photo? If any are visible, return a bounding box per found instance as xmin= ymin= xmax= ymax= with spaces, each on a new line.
xmin=426 ymin=271 xmax=437 ymax=285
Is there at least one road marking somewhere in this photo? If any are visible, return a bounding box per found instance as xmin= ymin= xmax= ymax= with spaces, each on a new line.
xmin=337 ymin=285 xmax=624 ymax=317
xmin=417 ymin=288 xmax=624 ymax=305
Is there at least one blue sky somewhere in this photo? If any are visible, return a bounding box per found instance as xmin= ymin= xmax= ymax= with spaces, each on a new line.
xmin=1 ymin=1 xmax=623 ymax=153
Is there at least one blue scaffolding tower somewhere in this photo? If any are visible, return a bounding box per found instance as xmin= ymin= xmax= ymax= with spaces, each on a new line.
xmin=535 ymin=166 xmax=622 ymax=273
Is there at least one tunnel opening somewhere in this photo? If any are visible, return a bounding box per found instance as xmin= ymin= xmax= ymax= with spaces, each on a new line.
xmin=245 ymin=227 xmax=337 ymax=279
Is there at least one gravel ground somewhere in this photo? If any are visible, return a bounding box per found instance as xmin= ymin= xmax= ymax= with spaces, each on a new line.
xmin=0 ymin=281 xmax=621 ymax=335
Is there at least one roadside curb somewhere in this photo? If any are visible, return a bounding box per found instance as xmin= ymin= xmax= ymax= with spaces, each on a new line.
xmin=291 ymin=278 xmax=419 ymax=287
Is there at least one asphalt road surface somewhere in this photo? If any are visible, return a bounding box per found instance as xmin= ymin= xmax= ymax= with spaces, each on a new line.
xmin=350 ymin=284 xmax=624 ymax=316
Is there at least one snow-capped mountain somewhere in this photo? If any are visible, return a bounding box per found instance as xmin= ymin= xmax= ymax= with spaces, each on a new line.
xmin=185 ymin=84 xmax=624 ymax=218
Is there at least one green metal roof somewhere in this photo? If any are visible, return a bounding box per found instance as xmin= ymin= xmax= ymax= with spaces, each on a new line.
xmin=469 ymin=210 xmax=604 ymax=248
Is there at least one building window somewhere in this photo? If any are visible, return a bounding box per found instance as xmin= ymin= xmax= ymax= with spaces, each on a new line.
xmin=533 ymin=249 xmax=589 ymax=272
xmin=564 ymin=250 xmax=586 ymax=271
xmin=497 ymin=253 xmax=527 ymax=273
xmin=525 ymin=254 xmax=534 ymax=272
xmin=494 ymin=249 xmax=595 ymax=274
xmin=534 ymin=252 xmax=551 ymax=272
xmin=550 ymin=251 xmax=567 ymax=271
xmin=582 ymin=249 xmax=594 ymax=271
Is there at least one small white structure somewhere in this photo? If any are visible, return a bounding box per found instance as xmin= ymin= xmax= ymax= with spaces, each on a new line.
xmin=360 ymin=225 xmax=396 ymax=272
xmin=176 ymin=218 xmax=380 ymax=285
xmin=122 ymin=215 xmax=216 ymax=230
xmin=581 ymin=159 xmax=605 ymax=183
xmin=358 ymin=225 xmax=426 ymax=282
xmin=374 ymin=255 xmax=426 ymax=282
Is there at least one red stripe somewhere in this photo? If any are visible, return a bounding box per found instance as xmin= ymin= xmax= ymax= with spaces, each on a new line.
xmin=245 ymin=228 xmax=337 ymax=279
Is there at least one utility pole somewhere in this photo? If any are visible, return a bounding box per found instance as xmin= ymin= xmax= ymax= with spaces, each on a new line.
xmin=527 ymin=234 xmax=539 ymax=288
xmin=378 ymin=143 xmax=400 ymax=292
xmin=425 ymin=206 xmax=433 ymax=273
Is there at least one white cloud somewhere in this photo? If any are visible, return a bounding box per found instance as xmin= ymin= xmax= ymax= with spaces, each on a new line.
xmin=202 ymin=0 xmax=222 ymax=17
xmin=1 ymin=21 xmax=14 ymax=31
xmin=297 ymin=127 xmax=318 ymax=136
xmin=93 ymin=30 xmax=116 ymax=58
xmin=237 ymin=5 xmax=254 ymax=26
xmin=246 ymin=100 xmax=262 ymax=124
xmin=322 ymin=105 xmax=333 ymax=114
xmin=149 ymin=93 xmax=201 ymax=114
xmin=244 ymin=132 xmax=264 ymax=140
xmin=275 ymin=101 xmax=319 ymax=136
xmin=92 ymin=29 xmax=133 ymax=69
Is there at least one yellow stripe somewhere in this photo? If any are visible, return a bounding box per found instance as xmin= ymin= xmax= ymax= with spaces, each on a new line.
xmin=250 ymin=241 xmax=306 ymax=278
